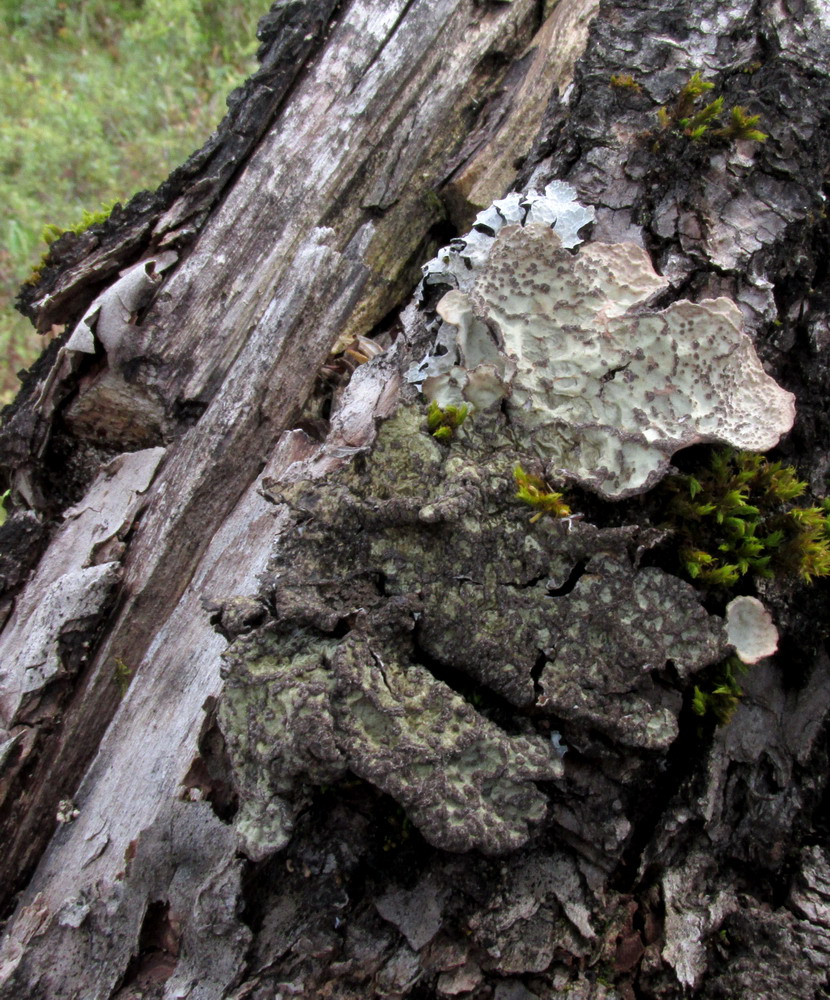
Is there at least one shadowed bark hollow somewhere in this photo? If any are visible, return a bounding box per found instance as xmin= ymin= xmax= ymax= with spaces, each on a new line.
xmin=1 ymin=1 xmax=829 ymax=998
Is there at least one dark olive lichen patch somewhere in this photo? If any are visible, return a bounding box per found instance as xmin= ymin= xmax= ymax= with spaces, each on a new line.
xmin=539 ymin=553 xmax=725 ymax=748
xmin=221 ymin=601 xmax=561 ymax=859
xmin=219 ymin=404 xmax=728 ymax=858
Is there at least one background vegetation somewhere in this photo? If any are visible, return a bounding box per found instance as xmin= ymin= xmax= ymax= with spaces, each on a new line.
xmin=0 ymin=0 xmax=267 ymax=403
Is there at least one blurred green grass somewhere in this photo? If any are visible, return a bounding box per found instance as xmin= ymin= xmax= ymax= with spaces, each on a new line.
xmin=0 ymin=0 xmax=267 ymax=404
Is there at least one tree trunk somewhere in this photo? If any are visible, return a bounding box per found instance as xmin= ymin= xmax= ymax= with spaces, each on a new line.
xmin=1 ymin=0 xmax=829 ymax=998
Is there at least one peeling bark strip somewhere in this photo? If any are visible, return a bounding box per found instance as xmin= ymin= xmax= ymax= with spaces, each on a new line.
xmin=2 ymin=0 xmax=830 ymax=998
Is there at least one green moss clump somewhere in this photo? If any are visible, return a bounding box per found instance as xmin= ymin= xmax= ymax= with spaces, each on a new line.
xmin=41 ymin=200 xmax=118 ymax=246
xmin=655 ymin=71 xmax=767 ymax=144
xmin=662 ymin=449 xmax=830 ymax=587
xmin=426 ymin=401 xmax=469 ymax=441
xmin=691 ymin=655 xmax=747 ymax=725
xmin=513 ymin=464 xmax=571 ymax=522
xmin=23 ymin=201 xmax=120 ymax=286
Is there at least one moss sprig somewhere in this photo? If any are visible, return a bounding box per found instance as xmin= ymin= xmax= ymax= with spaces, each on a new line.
xmin=662 ymin=449 xmax=830 ymax=587
xmin=610 ymin=73 xmax=642 ymax=93
xmin=113 ymin=656 xmax=132 ymax=698
xmin=679 ymin=95 xmax=724 ymax=140
xmin=514 ymin=465 xmax=571 ymax=522
xmin=714 ymin=105 xmax=768 ymax=143
xmin=657 ymin=71 xmax=714 ymax=129
xmin=691 ymin=655 xmax=747 ymax=726
xmin=426 ymin=401 xmax=469 ymax=442
xmin=655 ymin=71 xmax=767 ymax=144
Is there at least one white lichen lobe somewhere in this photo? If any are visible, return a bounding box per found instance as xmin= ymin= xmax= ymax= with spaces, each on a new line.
xmin=725 ymin=595 xmax=779 ymax=664
xmin=414 ymin=186 xmax=795 ymax=499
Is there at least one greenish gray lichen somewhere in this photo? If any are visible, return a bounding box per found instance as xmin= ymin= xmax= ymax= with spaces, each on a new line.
xmin=221 ymin=629 xmax=344 ymax=861
xmin=537 ymin=553 xmax=725 ymax=747
xmin=411 ymin=190 xmax=795 ymax=499
xmin=219 ymin=404 xmax=728 ymax=858
xmin=222 ymin=600 xmax=562 ymax=859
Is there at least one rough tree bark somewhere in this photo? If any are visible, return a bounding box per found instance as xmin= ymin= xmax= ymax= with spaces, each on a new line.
xmin=1 ymin=0 xmax=829 ymax=998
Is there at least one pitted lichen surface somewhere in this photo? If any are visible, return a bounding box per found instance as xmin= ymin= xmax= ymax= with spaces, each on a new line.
xmin=539 ymin=554 xmax=724 ymax=747
xmin=220 ymin=628 xmax=345 ymax=861
xmin=219 ymin=405 xmax=727 ymax=858
xmin=222 ymin=597 xmax=562 ymax=859
xmin=411 ymin=189 xmax=795 ymax=499
xmin=409 ymin=182 xmax=595 ymax=388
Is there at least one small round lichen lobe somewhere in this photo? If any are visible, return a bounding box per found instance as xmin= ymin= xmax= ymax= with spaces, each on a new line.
xmin=725 ymin=596 xmax=779 ymax=663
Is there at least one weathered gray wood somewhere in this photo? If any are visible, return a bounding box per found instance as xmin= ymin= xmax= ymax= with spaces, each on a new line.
xmin=2 ymin=0 xmax=830 ymax=997
xmin=0 ymin=447 xmax=165 ymax=725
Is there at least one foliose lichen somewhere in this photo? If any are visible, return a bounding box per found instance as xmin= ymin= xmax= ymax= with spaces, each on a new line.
xmin=419 ymin=181 xmax=597 ymax=294
xmin=219 ymin=405 xmax=728 ymax=859
xmin=724 ymin=596 xmax=778 ymax=664
xmin=409 ymin=185 xmax=794 ymax=499
xmin=216 ymin=183 xmax=798 ymax=861
xmin=221 ymin=594 xmax=564 ymax=860
xmin=408 ymin=182 xmax=595 ymax=388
